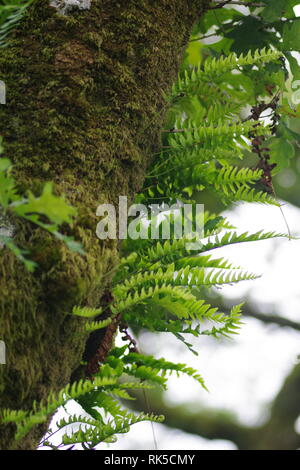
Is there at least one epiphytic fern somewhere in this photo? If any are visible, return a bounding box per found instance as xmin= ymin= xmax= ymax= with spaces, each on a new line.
xmin=1 ymin=39 xmax=291 ymax=449
xmin=171 ymin=48 xmax=282 ymax=99
xmin=0 ymin=0 xmax=32 ymax=47
xmin=1 ymin=369 xmax=164 ymax=449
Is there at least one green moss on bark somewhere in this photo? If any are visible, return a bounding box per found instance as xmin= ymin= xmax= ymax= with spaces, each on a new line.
xmin=0 ymin=0 xmax=209 ymax=449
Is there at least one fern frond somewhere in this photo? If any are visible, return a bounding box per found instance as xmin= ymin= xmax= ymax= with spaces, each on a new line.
xmin=168 ymin=120 xmax=269 ymax=151
xmin=1 ymin=376 xmax=117 ymax=440
xmin=72 ymin=306 xmax=111 ymax=332
xmin=123 ymin=352 xmax=207 ymax=390
xmin=84 ymin=318 xmax=112 ymax=333
xmin=0 ymin=0 xmax=33 ymax=47
xmin=115 ymin=266 xmax=258 ymax=299
xmin=119 ymin=230 xmax=286 ymax=279
xmin=202 ymin=303 xmax=243 ymax=338
xmin=203 ymin=48 xmax=281 ymax=75
xmin=224 ymin=186 xmax=279 ymax=205
xmin=176 ymin=254 xmax=240 ymax=270
xmin=72 ymin=306 xmax=102 ymax=318
xmin=172 ymin=48 xmax=282 ymax=97
xmin=112 ymin=283 xmax=197 ymax=316
xmin=200 ymin=230 xmax=287 ymax=253
xmin=61 ymin=412 xmax=164 ymax=448
xmin=213 ymin=166 xmax=263 ymax=195
xmin=148 ymin=146 xmax=245 ymax=182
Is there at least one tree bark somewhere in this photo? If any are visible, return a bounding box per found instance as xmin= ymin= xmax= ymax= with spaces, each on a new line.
xmin=0 ymin=0 xmax=209 ymax=450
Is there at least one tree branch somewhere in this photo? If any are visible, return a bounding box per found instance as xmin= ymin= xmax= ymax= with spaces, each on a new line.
xmin=243 ymin=309 xmax=300 ymax=332
xmin=128 ymin=390 xmax=258 ymax=449
xmin=190 ymin=31 xmax=221 ymax=42
xmin=209 ymin=295 xmax=300 ymax=332
xmin=128 ymin=363 xmax=300 ymax=449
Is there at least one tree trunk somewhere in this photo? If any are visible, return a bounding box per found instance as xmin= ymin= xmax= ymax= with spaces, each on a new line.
xmin=0 ymin=0 xmax=209 ymax=450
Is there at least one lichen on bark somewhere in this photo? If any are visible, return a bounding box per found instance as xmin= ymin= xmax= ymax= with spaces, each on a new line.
xmin=50 ymin=0 xmax=92 ymax=16
xmin=0 ymin=0 xmax=210 ymax=449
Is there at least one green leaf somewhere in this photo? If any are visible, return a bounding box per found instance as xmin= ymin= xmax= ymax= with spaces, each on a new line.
xmin=195 ymin=8 xmax=243 ymax=35
xmin=227 ymin=17 xmax=273 ymax=54
xmin=282 ymin=19 xmax=300 ymax=51
xmin=261 ymin=0 xmax=286 ymax=23
xmin=184 ymin=40 xmax=203 ymax=67
xmin=0 ymin=157 xmax=11 ymax=172
xmin=14 ymin=183 xmax=77 ymax=226
xmin=0 ymin=158 xmax=16 ymax=207
xmin=53 ymin=232 xmax=85 ymax=255
xmin=0 ymin=236 xmax=37 ymax=272
xmin=269 ymin=137 xmax=295 ymax=170
xmin=286 ymin=53 xmax=300 ymax=81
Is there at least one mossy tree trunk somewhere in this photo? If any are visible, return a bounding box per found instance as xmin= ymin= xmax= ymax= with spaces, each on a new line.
xmin=0 ymin=0 xmax=209 ymax=450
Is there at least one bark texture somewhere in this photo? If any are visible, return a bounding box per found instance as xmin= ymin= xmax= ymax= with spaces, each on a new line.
xmin=0 ymin=0 xmax=209 ymax=449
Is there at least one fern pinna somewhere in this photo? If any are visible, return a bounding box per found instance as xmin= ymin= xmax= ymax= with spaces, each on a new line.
xmin=1 ymin=40 xmax=291 ymax=448
xmin=0 ymin=0 xmax=33 ymax=47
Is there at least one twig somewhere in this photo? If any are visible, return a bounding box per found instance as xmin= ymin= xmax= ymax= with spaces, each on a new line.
xmin=190 ymin=31 xmax=221 ymax=42
xmin=243 ymin=310 xmax=300 ymax=331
